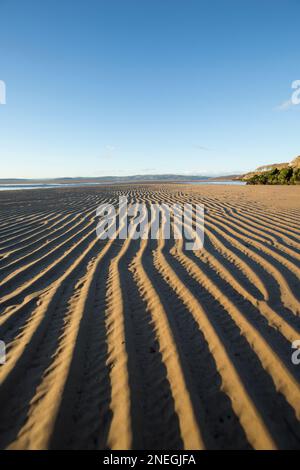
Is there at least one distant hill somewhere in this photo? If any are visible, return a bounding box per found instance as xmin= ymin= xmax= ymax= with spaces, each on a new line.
xmin=242 ymin=155 xmax=300 ymax=185
xmin=290 ymin=155 xmax=300 ymax=168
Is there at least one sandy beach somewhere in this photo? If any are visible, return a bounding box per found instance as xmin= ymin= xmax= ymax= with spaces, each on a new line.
xmin=0 ymin=184 xmax=299 ymax=450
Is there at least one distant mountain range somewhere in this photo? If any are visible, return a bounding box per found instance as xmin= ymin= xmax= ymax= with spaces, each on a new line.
xmin=0 ymin=174 xmax=241 ymax=184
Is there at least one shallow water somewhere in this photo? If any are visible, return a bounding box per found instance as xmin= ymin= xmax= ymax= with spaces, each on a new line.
xmin=0 ymin=182 xmax=108 ymax=191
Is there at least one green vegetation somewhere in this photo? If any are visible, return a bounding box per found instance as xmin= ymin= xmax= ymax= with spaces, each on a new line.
xmin=246 ymin=167 xmax=300 ymax=185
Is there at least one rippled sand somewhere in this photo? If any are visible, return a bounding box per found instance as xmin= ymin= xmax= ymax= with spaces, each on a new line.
xmin=0 ymin=184 xmax=299 ymax=450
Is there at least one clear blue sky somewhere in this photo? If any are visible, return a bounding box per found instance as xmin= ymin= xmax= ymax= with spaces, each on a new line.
xmin=0 ymin=0 xmax=299 ymax=178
